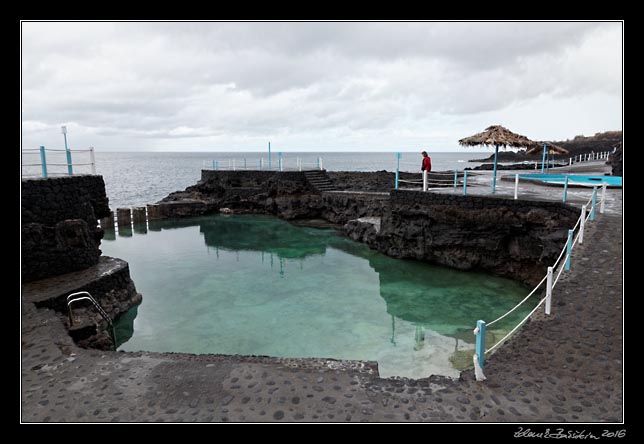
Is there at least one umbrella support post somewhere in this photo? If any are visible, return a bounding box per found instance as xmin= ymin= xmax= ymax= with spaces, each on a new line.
xmin=463 ymin=170 xmax=467 ymax=196
xmin=492 ymin=144 xmax=498 ymax=193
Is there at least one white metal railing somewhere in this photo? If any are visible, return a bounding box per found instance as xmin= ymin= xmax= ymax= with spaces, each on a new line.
xmin=471 ymin=186 xmax=605 ymax=379
xmin=203 ymin=156 xmax=323 ymax=172
xmin=21 ymin=146 xmax=96 ymax=178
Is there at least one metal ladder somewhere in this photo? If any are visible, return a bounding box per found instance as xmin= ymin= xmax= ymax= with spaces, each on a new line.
xmin=67 ymin=291 xmax=117 ymax=350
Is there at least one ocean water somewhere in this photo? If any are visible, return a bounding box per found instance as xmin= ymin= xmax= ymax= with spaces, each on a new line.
xmin=105 ymin=214 xmax=534 ymax=379
xmin=22 ymin=151 xmax=490 ymax=209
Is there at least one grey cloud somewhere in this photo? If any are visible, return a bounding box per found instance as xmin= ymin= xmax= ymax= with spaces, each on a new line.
xmin=21 ymin=21 xmax=622 ymax=149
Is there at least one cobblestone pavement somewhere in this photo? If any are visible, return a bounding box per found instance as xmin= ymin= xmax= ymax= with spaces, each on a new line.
xmin=21 ymin=199 xmax=622 ymax=423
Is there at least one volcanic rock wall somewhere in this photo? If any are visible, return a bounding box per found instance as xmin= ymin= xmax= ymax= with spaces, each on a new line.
xmin=21 ymin=176 xmax=110 ymax=282
xmin=362 ymin=191 xmax=579 ymax=285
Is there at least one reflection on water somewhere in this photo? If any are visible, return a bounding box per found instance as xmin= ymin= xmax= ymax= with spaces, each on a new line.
xmin=104 ymin=214 xmax=534 ymax=378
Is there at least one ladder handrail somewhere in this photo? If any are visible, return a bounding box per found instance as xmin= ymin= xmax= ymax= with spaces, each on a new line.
xmin=67 ymin=291 xmax=117 ymax=348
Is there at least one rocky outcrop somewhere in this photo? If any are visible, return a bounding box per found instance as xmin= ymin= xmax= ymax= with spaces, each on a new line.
xmin=608 ymin=142 xmax=622 ymax=176
xmin=21 ymin=175 xmax=141 ymax=350
xmin=362 ymin=191 xmax=579 ymax=286
xmin=22 ymin=176 xmax=111 ymax=282
xmin=23 ymin=256 xmax=142 ymax=350
xmin=159 ymin=170 xmax=389 ymax=222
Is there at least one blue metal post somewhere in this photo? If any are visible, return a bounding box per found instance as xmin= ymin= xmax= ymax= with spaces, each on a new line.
xmin=259 ymin=158 xmax=263 ymax=170
xmin=565 ymin=229 xmax=573 ymax=271
xmin=492 ymin=144 xmax=499 ymax=193
xmin=215 ymin=160 xmax=218 ymax=171
xmin=541 ymin=143 xmax=547 ymax=173
xmin=317 ymin=157 xmax=320 ymax=169
xmin=453 ymin=169 xmax=458 ymax=192
xmin=268 ymin=142 xmax=271 ymax=169
xmin=463 ymin=170 xmax=468 ymax=196
xmin=65 ymin=148 xmax=73 ymax=175
xmin=395 ymin=152 xmax=400 ymax=190
xmin=244 ymin=158 xmax=247 ymax=170
xmin=475 ymin=320 xmax=486 ymax=369
xmin=590 ymin=187 xmax=597 ymax=221
xmin=62 ymin=129 xmax=73 ymax=175
xmin=278 ymin=152 xmax=282 ymax=171
xmin=562 ymin=176 xmax=569 ymax=202
xmin=39 ymin=146 xmax=48 ymax=178
xmin=212 ymin=159 xmax=215 ymax=169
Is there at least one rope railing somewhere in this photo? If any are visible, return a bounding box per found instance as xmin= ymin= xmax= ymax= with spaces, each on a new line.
xmin=471 ymin=184 xmax=605 ymax=380
xmin=484 ymin=295 xmax=548 ymax=355
xmin=486 ymin=275 xmax=547 ymax=328
xmin=552 ymin=257 xmax=567 ymax=288
xmin=552 ymin=240 xmax=570 ymax=272
xmin=21 ymin=146 xmax=96 ymax=178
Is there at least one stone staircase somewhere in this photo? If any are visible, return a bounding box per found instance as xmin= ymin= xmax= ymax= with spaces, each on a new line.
xmin=303 ymin=170 xmax=336 ymax=192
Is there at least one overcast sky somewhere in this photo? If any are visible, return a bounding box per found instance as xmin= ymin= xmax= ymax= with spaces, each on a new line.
xmin=21 ymin=21 xmax=622 ymax=152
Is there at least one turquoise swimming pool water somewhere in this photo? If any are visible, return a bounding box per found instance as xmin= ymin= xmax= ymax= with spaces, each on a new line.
xmin=102 ymin=215 xmax=534 ymax=379
xmin=518 ymin=174 xmax=622 ymax=187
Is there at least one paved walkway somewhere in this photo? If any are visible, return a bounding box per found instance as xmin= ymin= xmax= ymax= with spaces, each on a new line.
xmin=21 ymin=200 xmax=622 ymax=422
xmin=407 ymin=161 xmax=622 ymax=216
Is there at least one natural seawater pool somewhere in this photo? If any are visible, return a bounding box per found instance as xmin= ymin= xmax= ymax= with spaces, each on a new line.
xmin=103 ymin=215 xmax=535 ymax=379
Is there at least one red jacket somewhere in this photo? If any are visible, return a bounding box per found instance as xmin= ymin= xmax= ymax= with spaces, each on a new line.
xmin=422 ymin=156 xmax=432 ymax=172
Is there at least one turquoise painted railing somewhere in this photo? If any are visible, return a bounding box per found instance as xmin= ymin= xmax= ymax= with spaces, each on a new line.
xmin=21 ymin=146 xmax=96 ymax=178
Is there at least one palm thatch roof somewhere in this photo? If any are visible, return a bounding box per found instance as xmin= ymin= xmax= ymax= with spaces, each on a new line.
xmin=458 ymin=125 xmax=539 ymax=149
xmin=526 ymin=141 xmax=569 ymax=155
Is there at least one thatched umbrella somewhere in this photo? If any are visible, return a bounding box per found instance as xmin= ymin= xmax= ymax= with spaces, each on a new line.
xmin=528 ymin=141 xmax=569 ymax=155
xmin=459 ymin=125 xmax=539 ymax=193
xmin=527 ymin=141 xmax=569 ymax=172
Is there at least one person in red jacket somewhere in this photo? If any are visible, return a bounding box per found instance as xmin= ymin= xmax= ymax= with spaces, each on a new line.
xmin=421 ymin=151 xmax=432 ymax=173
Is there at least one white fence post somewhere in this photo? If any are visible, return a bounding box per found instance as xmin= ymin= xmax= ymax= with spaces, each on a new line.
xmin=233 ymin=159 xmax=236 ymax=171
xmin=545 ymin=266 xmax=553 ymax=315
xmin=423 ymin=170 xmax=428 ymax=192
xmin=514 ymin=174 xmax=519 ymax=200
xmin=600 ymin=182 xmax=607 ymax=214
xmin=90 ymin=147 xmax=96 ymax=175
xmin=579 ymin=205 xmax=586 ymax=244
